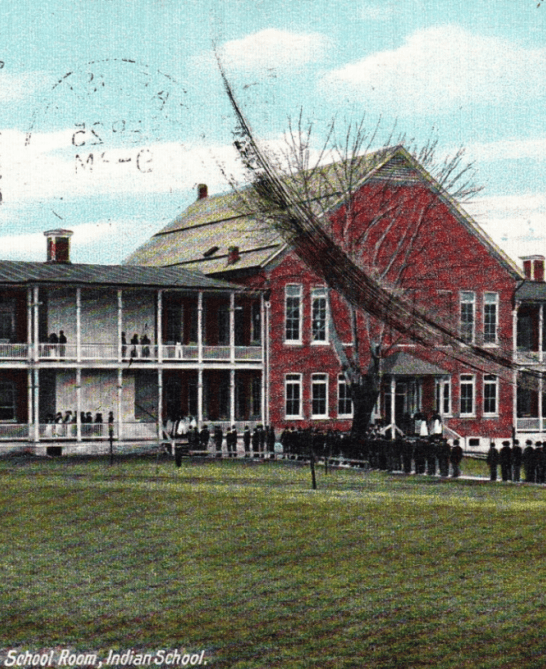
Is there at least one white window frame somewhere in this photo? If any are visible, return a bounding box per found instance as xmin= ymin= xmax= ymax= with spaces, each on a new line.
xmin=460 ymin=374 xmax=476 ymax=417
xmin=285 ymin=284 xmax=302 ymax=344
xmin=311 ymin=373 xmax=329 ymax=418
xmin=483 ymin=374 xmax=499 ymax=417
xmin=311 ymin=287 xmax=328 ymax=344
xmin=483 ymin=292 xmax=498 ymax=346
xmin=460 ymin=291 xmax=475 ymax=344
xmin=285 ymin=373 xmax=303 ymax=419
xmin=337 ymin=375 xmax=353 ymax=418
xmin=435 ymin=377 xmax=452 ymax=417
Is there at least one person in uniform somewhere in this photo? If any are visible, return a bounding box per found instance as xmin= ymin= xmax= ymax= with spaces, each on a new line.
xmin=438 ymin=437 xmax=451 ymax=477
xmin=450 ymin=439 xmax=463 ymax=478
xmin=499 ymin=441 xmax=512 ymax=481
xmin=512 ymin=439 xmax=522 ymax=483
xmin=523 ymin=439 xmax=535 ymax=483
xmin=227 ymin=425 xmax=238 ymax=458
xmin=243 ymin=426 xmax=251 ymax=457
xmin=486 ymin=442 xmax=499 ymax=481
xmin=252 ymin=426 xmax=260 ymax=457
xmin=213 ymin=425 xmax=223 ymax=458
xmin=199 ymin=424 xmax=210 ymax=453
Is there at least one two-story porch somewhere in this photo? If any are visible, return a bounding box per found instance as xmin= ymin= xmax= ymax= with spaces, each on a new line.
xmin=0 ymin=252 xmax=266 ymax=454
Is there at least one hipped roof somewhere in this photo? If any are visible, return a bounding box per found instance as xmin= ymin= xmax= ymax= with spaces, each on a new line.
xmin=381 ymin=352 xmax=447 ymax=376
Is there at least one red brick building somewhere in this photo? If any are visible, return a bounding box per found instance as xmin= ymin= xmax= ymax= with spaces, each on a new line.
xmin=126 ymin=146 xmax=528 ymax=449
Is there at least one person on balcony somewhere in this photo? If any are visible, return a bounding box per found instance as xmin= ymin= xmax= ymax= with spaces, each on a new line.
xmin=59 ymin=330 xmax=67 ymax=359
xmin=130 ymin=333 xmax=139 ymax=358
xmin=141 ymin=333 xmax=151 ymax=358
xmin=49 ymin=332 xmax=58 ymax=358
xmin=121 ymin=332 xmax=127 ymax=360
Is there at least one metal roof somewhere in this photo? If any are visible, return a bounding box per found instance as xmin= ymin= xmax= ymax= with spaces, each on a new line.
xmin=0 ymin=260 xmax=238 ymax=290
xmin=515 ymin=280 xmax=546 ymax=302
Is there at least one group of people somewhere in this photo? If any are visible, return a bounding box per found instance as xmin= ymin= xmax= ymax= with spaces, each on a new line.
xmin=121 ymin=332 xmax=152 ymax=359
xmin=486 ymin=439 xmax=546 ymax=483
xmin=279 ymin=426 xmax=464 ymax=477
xmin=46 ymin=330 xmax=68 ymax=357
xmin=166 ymin=417 xmax=277 ymax=466
xmin=43 ymin=410 xmax=115 ymax=437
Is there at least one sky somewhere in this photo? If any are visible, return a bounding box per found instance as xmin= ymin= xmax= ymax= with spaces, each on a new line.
xmin=0 ymin=0 xmax=545 ymax=266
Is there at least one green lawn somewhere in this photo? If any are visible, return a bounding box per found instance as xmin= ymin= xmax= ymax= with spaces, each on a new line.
xmin=0 ymin=454 xmax=544 ymax=668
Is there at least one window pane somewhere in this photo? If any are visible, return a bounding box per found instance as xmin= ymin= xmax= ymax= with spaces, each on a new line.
xmin=312 ymin=296 xmax=327 ymax=341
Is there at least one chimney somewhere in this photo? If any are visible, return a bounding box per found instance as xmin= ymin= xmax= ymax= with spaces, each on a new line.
xmin=521 ymin=255 xmax=545 ymax=281
xmin=227 ymin=246 xmax=240 ymax=265
xmin=44 ymin=229 xmax=73 ymax=263
xmin=197 ymin=183 xmax=208 ymax=200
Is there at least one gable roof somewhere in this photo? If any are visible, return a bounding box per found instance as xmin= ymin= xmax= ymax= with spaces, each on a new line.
xmin=124 ymin=146 xmax=523 ymax=280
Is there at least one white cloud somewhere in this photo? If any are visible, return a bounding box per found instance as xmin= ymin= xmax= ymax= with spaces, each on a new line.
xmin=322 ymin=25 xmax=546 ymax=115
xmin=467 ymin=137 xmax=546 ymax=163
xmin=467 ymin=193 xmax=546 ymax=264
xmin=0 ymin=129 xmax=250 ymax=202
xmin=200 ymin=29 xmax=330 ymax=73
xmin=0 ymin=71 xmax=47 ymax=102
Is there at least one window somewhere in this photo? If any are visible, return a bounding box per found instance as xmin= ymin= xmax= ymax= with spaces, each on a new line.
xmin=0 ymin=381 xmax=16 ymax=421
xmin=483 ymin=375 xmax=498 ymax=416
xmin=435 ymin=377 xmax=451 ymax=416
xmin=460 ymin=374 xmax=475 ymax=416
xmin=285 ymin=374 xmax=302 ymax=418
xmin=251 ymin=302 xmax=261 ymax=344
xmin=285 ymin=285 xmax=302 ymax=343
xmin=338 ymin=376 xmax=353 ymax=417
xmin=484 ymin=293 xmax=498 ymax=345
xmin=311 ymin=374 xmax=328 ymax=418
xmin=460 ymin=292 xmax=475 ymax=344
xmin=0 ymin=302 xmax=15 ymax=343
xmin=311 ymin=287 xmax=327 ymax=343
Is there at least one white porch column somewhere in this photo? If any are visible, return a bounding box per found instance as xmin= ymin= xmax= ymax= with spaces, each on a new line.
xmin=76 ymin=287 xmax=81 ymax=362
xmin=158 ymin=368 xmax=163 ymax=440
xmin=230 ymin=292 xmax=235 ymax=364
xmin=76 ymin=368 xmax=82 ymax=442
xmin=262 ymin=293 xmax=268 ymax=425
xmin=27 ymin=288 xmax=32 ymax=359
xmin=512 ymin=303 xmax=519 ymax=362
xmin=117 ymin=369 xmax=123 ymax=442
xmin=33 ymin=368 xmax=39 ymax=442
xmin=117 ymin=290 xmax=123 ymax=363
xmin=33 ymin=286 xmax=39 ymax=362
xmin=197 ymin=292 xmax=203 ymax=363
xmin=157 ymin=290 xmax=163 ymax=363
xmin=390 ymin=376 xmax=395 ymax=439
xmin=538 ymin=303 xmax=544 ymax=362
xmin=27 ymin=369 xmax=32 ymax=438
xmin=198 ymin=368 xmax=203 ymax=426
xmin=230 ymin=368 xmax=236 ymax=426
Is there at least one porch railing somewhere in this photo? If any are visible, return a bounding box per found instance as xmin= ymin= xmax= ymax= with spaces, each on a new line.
xmin=0 ymin=343 xmax=29 ymax=359
xmin=516 ymin=417 xmax=543 ymax=432
xmin=38 ymin=421 xmax=157 ymax=440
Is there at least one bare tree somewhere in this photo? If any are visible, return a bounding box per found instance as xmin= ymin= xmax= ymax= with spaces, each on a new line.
xmin=218 ymin=64 xmax=520 ymax=442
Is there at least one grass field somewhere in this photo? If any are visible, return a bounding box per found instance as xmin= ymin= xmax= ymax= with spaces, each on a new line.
xmin=1 ymin=453 xmax=545 ymax=669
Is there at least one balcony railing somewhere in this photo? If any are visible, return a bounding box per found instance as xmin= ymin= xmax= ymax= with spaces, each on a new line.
xmin=0 ymin=423 xmax=30 ymax=439
xmin=31 ymin=343 xmax=263 ymax=363
xmin=0 ymin=343 xmax=29 ymax=359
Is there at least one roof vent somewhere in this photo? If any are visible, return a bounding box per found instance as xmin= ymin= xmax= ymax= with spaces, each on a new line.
xmin=197 ymin=184 xmax=208 ymax=200
xmin=44 ymin=229 xmax=73 ymax=263
xmin=227 ymin=246 xmax=240 ymax=265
